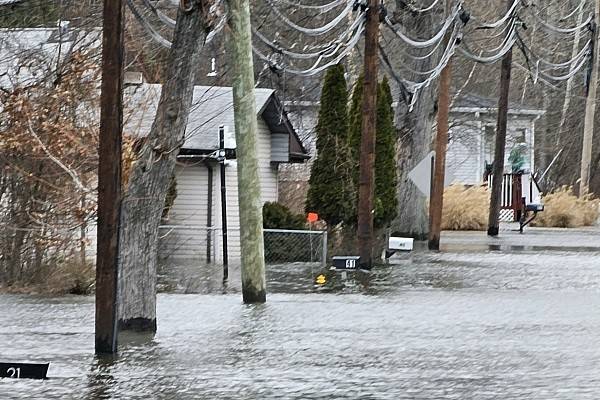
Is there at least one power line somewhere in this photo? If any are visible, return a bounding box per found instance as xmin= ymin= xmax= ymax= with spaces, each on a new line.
xmin=262 ymin=0 xmax=355 ymax=36
xmin=383 ymin=4 xmax=461 ymax=49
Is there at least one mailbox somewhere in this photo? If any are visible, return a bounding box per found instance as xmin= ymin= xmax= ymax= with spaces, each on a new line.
xmin=331 ymin=256 xmax=360 ymax=270
xmin=388 ymin=237 xmax=414 ymax=251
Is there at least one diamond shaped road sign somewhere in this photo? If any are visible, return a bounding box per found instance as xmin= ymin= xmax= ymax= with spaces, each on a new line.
xmin=408 ymin=151 xmax=455 ymax=197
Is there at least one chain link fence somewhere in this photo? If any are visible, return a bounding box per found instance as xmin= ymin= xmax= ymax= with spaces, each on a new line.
xmin=263 ymin=229 xmax=327 ymax=267
xmin=158 ymin=225 xmax=327 ymax=266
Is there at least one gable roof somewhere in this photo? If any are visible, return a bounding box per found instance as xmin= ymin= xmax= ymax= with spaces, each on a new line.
xmin=0 ymin=26 xmax=101 ymax=89
xmin=124 ymin=83 xmax=308 ymax=158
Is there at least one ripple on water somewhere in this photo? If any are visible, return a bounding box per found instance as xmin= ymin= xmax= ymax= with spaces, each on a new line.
xmin=1 ymin=244 xmax=600 ymax=399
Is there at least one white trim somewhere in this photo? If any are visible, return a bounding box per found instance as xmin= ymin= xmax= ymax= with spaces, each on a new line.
xmin=451 ymin=106 xmax=545 ymax=116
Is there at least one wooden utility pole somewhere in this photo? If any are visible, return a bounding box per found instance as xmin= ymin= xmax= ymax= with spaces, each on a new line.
xmin=487 ymin=0 xmax=514 ymax=236
xmin=96 ymin=0 xmax=124 ymax=354
xmin=357 ymin=0 xmax=380 ymax=269
xmin=579 ymin=0 xmax=600 ymax=196
xmin=226 ymin=0 xmax=266 ymax=302
xmin=428 ymin=0 xmax=453 ymax=250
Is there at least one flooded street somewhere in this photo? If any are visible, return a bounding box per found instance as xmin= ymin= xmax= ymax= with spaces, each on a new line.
xmin=2 ymin=227 xmax=600 ymax=399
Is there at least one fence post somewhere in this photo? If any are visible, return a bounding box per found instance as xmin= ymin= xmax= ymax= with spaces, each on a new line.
xmin=322 ymin=231 xmax=328 ymax=268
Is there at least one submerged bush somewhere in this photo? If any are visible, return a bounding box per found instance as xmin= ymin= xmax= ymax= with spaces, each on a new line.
xmin=1 ymin=259 xmax=95 ymax=295
xmin=263 ymin=202 xmax=306 ymax=230
xmin=532 ymin=186 xmax=599 ymax=228
xmin=442 ymin=185 xmax=490 ymax=231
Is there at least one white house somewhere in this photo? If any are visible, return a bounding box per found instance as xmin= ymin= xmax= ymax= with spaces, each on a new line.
xmin=124 ymin=83 xmax=309 ymax=264
xmin=280 ymin=94 xmax=545 ymax=215
xmin=447 ymin=94 xmax=545 ymax=185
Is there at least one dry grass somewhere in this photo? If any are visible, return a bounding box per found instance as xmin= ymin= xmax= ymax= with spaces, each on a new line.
xmin=1 ymin=260 xmax=95 ymax=295
xmin=532 ymin=186 xmax=600 ymax=228
xmin=442 ymin=184 xmax=490 ymax=231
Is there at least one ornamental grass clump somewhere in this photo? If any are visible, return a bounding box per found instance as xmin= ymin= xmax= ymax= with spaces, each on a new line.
xmin=532 ymin=186 xmax=599 ymax=228
xmin=441 ymin=185 xmax=490 ymax=231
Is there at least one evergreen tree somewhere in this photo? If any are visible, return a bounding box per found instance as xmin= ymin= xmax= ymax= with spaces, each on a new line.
xmin=347 ymin=74 xmax=364 ymax=161
xmin=305 ymin=64 xmax=353 ymax=226
xmin=344 ymin=74 xmax=364 ymax=226
xmin=374 ymin=77 xmax=398 ymax=227
xmin=345 ymin=76 xmax=398 ymax=228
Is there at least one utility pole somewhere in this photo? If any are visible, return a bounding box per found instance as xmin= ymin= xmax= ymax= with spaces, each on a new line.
xmin=226 ymin=0 xmax=266 ymax=302
xmin=96 ymin=0 xmax=124 ymax=354
xmin=487 ymin=0 xmax=514 ymax=237
xmin=218 ymin=126 xmax=229 ymax=280
xmin=357 ymin=0 xmax=380 ymax=269
xmin=579 ymin=0 xmax=600 ymax=196
xmin=428 ymin=0 xmax=453 ymax=250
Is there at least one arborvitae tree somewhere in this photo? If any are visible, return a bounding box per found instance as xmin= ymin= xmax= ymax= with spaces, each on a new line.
xmin=347 ymin=74 xmax=364 ymax=161
xmin=374 ymin=77 xmax=398 ymax=228
xmin=345 ymin=76 xmax=397 ymax=228
xmin=305 ymin=64 xmax=353 ymax=226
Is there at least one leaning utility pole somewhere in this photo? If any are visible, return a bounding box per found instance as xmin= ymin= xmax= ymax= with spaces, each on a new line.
xmin=357 ymin=0 xmax=380 ymax=269
xmin=487 ymin=0 xmax=514 ymax=237
xmin=96 ymin=0 xmax=124 ymax=354
xmin=579 ymin=0 xmax=600 ymax=196
xmin=428 ymin=0 xmax=453 ymax=251
xmin=226 ymin=0 xmax=266 ymax=302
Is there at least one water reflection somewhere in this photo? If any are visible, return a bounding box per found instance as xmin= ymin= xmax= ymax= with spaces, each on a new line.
xmin=2 ymin=239 xmax=600 ymax=399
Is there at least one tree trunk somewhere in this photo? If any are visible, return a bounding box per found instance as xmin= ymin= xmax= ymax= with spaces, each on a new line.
xmin=579 ymin=0 xmax=600 ymax=196
xmin=118 ymin=5 xmax=206 ymax=331
xmin=226 ymin=0 xmax=266 ymax=303
xmin=391 ymin=9 xmax=439 ymax=240
xmin=557 ymin=3 xmax=585 ymax=144
xmin=487 ymin=1 xmax=514 ymax=237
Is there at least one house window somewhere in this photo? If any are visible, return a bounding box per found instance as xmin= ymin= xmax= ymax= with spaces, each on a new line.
xmin=515 ymin=129 xmax=526 ymax=143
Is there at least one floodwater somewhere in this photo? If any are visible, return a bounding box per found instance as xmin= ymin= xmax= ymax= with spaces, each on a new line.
xmin=2 ymin=227 xmax=600 ymax=399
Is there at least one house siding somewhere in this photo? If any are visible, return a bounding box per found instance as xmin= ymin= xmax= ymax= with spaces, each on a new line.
xmin=159 ymin=116 xmax=278 ymax=265
xmin=271 ymin=133 xmax=289 ymax=163
xmin=447 ymin=124 xmax=482 ymax=185
xmin=446 ymin=113 xmax=538 ymax=185
xmin=159 ymin=162 xmax=212 ymax=261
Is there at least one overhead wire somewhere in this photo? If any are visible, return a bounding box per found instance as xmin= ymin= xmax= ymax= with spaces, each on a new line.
xmin=140 ymin=0 xmax=176 ymax=29
xmin=251 ymin=10 xmax=364 ymax=59
xmin=559 ymin=0 xmax=586 ymax=21
xmin=262 ymin=0 xmax=354 ymax=36
xmin=526 ymin=8 xmax=593 ymax=35
xmin=383 ymin=4 xmax=461 ymax=48
xmin=272 ymin=0 xmax=347 ymax=12
xmin=252 ymin=15 xmax=365 ymax=76
xmin=126 ymin=0 xmax=172 ymax=49
xmin=400 ymin=0 xmax=442 ymax=13
xmin=469 ymin=0 xmax=519 ymax=29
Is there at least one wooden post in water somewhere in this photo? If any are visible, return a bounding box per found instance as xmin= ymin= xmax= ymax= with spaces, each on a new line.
xmin=96 ymin=0 xmax=124 ymax=354
xmin=487 ymin=0 xmax=514 ymax=236
xmin=226 ymin=0 xmax=266 ymax=302
xmin=428 ymin=0 xmax=453 ymax=251
xmin=357 ymin=0 xmax=380 ymax=269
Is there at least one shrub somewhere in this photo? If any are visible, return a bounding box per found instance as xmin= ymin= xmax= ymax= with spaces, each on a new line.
xmin=345 ymin=75 xmax=397 ymax=228
xmin=306 ymin=64 xmax=354 ymax=226
xmin=263 ymin=202 xmax=306 ymax=229
xmin=45 ymin=260 xmax=95 ymax=295
xmin=532 ymin=186 xmax=599 ymax=228
xmin=441 ymin=185 xmax=490 ymax=230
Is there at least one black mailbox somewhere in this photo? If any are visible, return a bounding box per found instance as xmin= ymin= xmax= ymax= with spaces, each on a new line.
xmin=331 ymin=256 xmax=360 ymax=270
